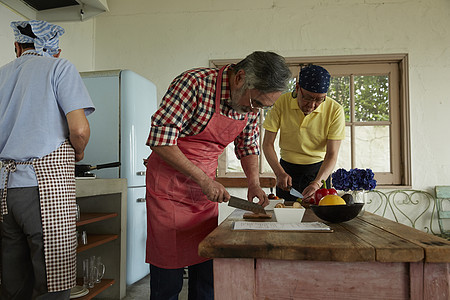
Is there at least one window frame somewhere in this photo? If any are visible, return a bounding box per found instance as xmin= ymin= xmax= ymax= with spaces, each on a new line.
xmin=211 ymin=53 xmax=411 ymax=188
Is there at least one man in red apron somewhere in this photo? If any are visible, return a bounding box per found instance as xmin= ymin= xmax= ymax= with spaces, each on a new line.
xmin=145 ymin=51 xmax=291 ymax=299
xmin=0 ymin=21 xmax=94 ymax=299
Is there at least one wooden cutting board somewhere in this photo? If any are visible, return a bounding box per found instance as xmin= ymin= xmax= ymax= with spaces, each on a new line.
xmin=243 ymin=212 xmax=272 ymax=219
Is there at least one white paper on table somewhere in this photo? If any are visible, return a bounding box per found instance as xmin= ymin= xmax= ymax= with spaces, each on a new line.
xmin=233 ymin=221 xmax=332 ymax=231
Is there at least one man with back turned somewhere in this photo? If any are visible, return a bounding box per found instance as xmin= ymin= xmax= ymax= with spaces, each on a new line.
xmin=0 ymin=20 xmax=95 ymax=299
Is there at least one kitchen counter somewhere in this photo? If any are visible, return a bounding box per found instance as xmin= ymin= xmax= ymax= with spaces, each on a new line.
xmin=199 ymin=208 xmax=450 ymax=299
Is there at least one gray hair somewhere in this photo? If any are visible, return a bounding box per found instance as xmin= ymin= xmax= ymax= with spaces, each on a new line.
xmin=233 ymin=51 xmax=291 ymax=93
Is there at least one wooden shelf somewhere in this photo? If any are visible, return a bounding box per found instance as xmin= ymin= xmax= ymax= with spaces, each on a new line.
xmin=76 ymin=212 xmax=118 ymax=226
xmin=75 ymin=279 xmax=115 ymax=300
xmin=76 ymin=179 xmax=127 ymax=298
xmin=77 ymin=234 xmax=119 ymax=253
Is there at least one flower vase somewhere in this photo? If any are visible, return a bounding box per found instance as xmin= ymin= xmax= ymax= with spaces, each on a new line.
xmin=351 ymin=190 xmax=366 ymax=216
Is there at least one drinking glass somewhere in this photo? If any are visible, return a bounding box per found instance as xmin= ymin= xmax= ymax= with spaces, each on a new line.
xmin=88 ymin=256 xmax=97 ymax=288
xmin=76 ymin=203 xmax=81 ymax=221
xmin=81 ymin=231 xmax=88 ymax=245
xmin=82 ymin=258 xmax=89 ymax=288
xmin=95 ymin=256 xmax=106 ymax=283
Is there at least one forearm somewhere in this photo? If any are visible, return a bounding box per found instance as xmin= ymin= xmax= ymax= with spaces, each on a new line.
xmin=262 ymin=130 xmax=291 ymax=190
xmin=312 ymin=140 xmax=341 ymax=186
xmin=302 ymin=140 xmax=341 ymax=200
xmin=70 ymin=129 xmax=90 ymax=160
xmin=240 ymin=154 xmax=260 ymax=187
xmin=262 ymin=142 xmax=286 ymax=177
xmin=311 ymin=155 xmax=338 ymax=187
xmin=240 ymin=154 xmax=269 ymax=206
xmin=66 ymin=109 xmax=90 ymax=161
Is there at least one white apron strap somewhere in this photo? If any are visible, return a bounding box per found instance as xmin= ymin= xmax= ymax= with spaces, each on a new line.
xmin=0 ymin=160 xmax=33 ymax=222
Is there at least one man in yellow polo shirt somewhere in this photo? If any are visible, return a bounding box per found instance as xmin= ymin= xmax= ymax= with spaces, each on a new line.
xmin=263 ymin=65 xmax=345 ymax=203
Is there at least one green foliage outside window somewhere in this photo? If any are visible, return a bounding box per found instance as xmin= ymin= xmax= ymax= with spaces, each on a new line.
xmin=328 ymin=75 xmax=390 ymax=123
xmin=354 ymin=75 xmax=390 ymax=122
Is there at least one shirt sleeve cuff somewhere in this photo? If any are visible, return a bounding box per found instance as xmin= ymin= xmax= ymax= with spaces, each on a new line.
xmin=146 ymin=126 xmax=179 ymax=147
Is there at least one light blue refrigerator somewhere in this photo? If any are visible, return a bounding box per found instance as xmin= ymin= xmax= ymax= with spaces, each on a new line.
xmin=80 ymin=70 xmax=157 ymax=285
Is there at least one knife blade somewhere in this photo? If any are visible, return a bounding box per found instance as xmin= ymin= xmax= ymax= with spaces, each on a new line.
xmin=289 ymin=187 xmax=303 ymax=199
xmin=228 ymin=196 xmax=267 ymax=214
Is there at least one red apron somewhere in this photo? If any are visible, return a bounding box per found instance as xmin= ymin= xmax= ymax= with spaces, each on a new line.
xmin=146 ymin=67 xmax=247 ymax=269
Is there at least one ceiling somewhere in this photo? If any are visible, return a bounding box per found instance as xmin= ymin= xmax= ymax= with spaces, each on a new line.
xmin=0 ymin=0 xmax=109 ymax=21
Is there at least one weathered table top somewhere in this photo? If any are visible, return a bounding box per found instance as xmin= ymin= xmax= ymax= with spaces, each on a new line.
xmin=199 ymin=208 xmax=450 ymax=263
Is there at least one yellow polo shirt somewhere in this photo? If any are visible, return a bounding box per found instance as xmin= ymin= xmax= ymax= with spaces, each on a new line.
xmin=263 ymin=92 xmax=345 ymax=165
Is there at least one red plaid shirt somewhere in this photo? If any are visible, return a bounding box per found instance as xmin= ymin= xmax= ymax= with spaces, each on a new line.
xmin=146 ymin=65 xmax=259 ymax=159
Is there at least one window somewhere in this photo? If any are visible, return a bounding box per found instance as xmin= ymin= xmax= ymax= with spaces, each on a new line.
xmin=212 ymin=54 xmax=411 ymax=187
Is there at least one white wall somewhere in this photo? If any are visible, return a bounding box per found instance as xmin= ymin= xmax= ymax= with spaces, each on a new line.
xmin=0 ymin=3 xmax=95 ymax=70
xmin=56 ymin=19 xmax=96 ymax=72
xmin=0 ymin=3 xmax=25 ymax=66
xmin=92 ymin=0 xmax=450 ymax=193
xmin=1 ymin=0 xmax=450 ymax=194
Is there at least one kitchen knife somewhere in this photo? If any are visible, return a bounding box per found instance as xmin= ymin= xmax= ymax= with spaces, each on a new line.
xmin=289 ymin=187 xmax=303 ymax=199
xmin=228 ymin=196 xmax=267 ymax=214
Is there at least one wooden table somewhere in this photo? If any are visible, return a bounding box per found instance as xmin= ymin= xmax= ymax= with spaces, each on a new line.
xmin=198 ymin=209 xmax=450 ymax=300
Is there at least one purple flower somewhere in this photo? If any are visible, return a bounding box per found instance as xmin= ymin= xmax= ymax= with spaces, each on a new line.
xmin=332 ymin=168 xmax=377 ymax=191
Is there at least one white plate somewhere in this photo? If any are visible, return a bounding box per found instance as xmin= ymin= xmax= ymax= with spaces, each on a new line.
xmin=70 ymin=286 xmax=89 ymax=298
xmin=71 ymin=285 xmax=85 ymax=294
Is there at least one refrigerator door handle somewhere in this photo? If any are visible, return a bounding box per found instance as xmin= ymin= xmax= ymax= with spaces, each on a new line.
xmin=136 ymin=171 xmax=146 ymax=176
xmin=136 ymin=198 xmax=146 ymax=203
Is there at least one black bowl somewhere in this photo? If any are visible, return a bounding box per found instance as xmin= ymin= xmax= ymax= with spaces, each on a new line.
xmin=310 ymin=203 xmax=364 ymax=223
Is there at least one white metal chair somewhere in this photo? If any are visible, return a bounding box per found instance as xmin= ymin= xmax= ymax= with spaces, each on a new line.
xmin=435 ymin=186 xmax=450 ymax=239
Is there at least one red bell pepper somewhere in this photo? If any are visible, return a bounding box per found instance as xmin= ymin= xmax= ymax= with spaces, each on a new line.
xmin=313 ymin=180 xmax=337 ymax=204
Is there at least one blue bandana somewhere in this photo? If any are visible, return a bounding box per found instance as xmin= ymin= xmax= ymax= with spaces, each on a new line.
xmin=299 ymin=65 xmax=330 ymax=93
xmin=11 ymin=20 xmax=64 ymax=56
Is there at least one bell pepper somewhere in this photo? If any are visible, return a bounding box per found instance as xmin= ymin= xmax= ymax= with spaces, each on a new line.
xmin=268 ymin=193 xmax=280 ymax=200
xmin=313 ymin=180 xmax=337 ymax=205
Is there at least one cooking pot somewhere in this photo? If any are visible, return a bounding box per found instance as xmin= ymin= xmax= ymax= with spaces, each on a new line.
xmin=75 ymin=162 xmax=121 ymax=177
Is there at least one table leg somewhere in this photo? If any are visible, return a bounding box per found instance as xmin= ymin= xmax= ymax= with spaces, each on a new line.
xmin=423 ymin=262 xmax=450 ymax=300
xmin=213 ymin=258 xmax=255 ymax=300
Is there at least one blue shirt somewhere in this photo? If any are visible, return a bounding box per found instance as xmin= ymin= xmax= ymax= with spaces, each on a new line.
xmin=0 ymin=50 xmax=95 ymax=187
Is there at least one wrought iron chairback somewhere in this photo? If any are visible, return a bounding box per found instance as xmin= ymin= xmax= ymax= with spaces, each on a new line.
xmin=365 ymin=189 xmax=437 ymax=234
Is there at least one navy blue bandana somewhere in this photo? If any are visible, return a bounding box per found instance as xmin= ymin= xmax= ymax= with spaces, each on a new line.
xmin=299 ymin=65 xmax=330 ymax=93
